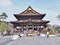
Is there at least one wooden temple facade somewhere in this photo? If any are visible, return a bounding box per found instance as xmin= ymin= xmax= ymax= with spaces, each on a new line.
xmin=10 ymin=6 xmax=50 ymax=34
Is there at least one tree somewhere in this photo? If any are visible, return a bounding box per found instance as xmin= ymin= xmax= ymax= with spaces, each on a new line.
xmin=43 ymin=26 xmax=50 ymax=34
xmin=0 ymin=12 xmax=8 ymax=21
xmin=0 ymin=22 xmax=8 ymax=32
xmin=43 ymin=25 xmax=57 ymax=34
xmin=0 ymin=12 xmax=8 ymax=32
xmin=57 ymin=15 xmax=60 ymax=20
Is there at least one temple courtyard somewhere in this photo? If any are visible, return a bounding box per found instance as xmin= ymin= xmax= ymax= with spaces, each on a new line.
xmin=0 ymin=34 xmax=60 ymax=45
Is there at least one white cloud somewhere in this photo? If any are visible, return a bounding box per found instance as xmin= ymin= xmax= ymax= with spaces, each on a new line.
xmin=0 ymin=0 xmax=12 ymax=7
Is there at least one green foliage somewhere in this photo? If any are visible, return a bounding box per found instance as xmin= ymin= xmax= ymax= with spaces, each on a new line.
xmin=0 ymin=12 xmax=8 ymax=32
xmin=49 ymin=27 xmax=57 ymax=35
xmin=43 ymin=26 xmax=57 ymax=35
xmin=0 ymin=22 xmax=8 ymax=32
xmin=0 ymin=12 xmax=8 ymax=21
xmin=43 ymin=26 xmax=50 ymax=33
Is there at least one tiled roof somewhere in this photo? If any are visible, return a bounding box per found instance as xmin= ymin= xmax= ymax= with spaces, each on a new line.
xmin=11 ymin=20 xmax=49 ymax=23
xmin=14 ymin=6 xmax=46 ymax=16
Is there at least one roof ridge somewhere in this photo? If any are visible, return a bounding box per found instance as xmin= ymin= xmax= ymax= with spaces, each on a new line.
xmin=20 ymin=6 xmax=40 ymax=15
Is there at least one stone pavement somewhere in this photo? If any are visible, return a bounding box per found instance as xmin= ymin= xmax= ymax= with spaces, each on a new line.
xmin=6 ymin=36 xmax=60 ymax=45
xmin=0 ymin=36 xmax=13 ymax=45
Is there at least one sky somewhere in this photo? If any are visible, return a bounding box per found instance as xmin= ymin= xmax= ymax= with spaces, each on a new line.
xmin=0 ymin=0 xmax=60 ymax=26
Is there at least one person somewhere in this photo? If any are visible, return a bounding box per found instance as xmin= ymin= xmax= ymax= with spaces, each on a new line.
xmin=37 ymin=31 xmax=40 ymax=36
xmin=46 ymin=31 xmax=49 ymax=38
xmin=19 ymin=33 xmax=22 ymax=37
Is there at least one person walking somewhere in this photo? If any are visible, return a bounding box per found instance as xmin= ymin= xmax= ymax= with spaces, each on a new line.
xmin=46 ymin=31 xmax=49 ymax=38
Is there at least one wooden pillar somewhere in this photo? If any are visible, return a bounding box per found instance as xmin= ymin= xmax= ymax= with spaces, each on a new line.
xmin=37 ymin=26 xmax=40 ymax=30
xmin=32 ymin=25 xmax=34 ymax=30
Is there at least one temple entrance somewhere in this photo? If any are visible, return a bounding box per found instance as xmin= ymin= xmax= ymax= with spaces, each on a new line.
xmin=14 ymin=24 xmax=45 ymax=36
xmin=15 ymin=25 xmax=44 ymax=32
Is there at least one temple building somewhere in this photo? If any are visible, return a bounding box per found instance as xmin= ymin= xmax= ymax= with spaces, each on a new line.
xmin=10 ymin=6 xmax=50 ymax=34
